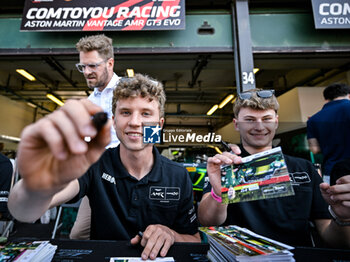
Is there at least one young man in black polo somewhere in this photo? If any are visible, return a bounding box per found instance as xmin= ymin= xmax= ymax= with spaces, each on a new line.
xmin=198 ymin=89 xmax=350 ymax=247
xmin=8 ymin=74 xmax=200 ymax=260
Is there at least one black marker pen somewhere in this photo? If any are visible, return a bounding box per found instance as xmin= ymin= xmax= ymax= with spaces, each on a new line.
xmin=221 ymin=140 xmax=232 ymax=152
xmin=85 ymin=112 xmax=108 ymax=143
xmin=92 ymin=112 xmax=108 ymax=131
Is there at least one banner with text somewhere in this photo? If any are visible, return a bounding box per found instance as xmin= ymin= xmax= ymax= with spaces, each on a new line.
xmin=21 ymin=0 xmax=185 ymax=31
xmin=311 ymin=0 xmax=350 ymax=29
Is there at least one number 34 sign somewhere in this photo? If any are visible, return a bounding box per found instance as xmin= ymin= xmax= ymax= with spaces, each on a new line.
xmin=242 ymin=72 xmax=255 ymax=85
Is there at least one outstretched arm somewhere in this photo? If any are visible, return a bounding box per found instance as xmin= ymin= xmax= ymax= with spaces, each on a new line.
xmin=8 ymin=179 xmax=79 ymax=223
xmin=316 ymin=175 xmax=350 ymax=247
xmin=8 ymin=99 xmax=111 ymax=222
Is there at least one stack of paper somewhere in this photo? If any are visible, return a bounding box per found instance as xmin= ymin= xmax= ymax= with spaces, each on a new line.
xmin=0 ymin=240 xmax=57 ymax=262
xmin=200 ymin=226 xmax=295 ymax=262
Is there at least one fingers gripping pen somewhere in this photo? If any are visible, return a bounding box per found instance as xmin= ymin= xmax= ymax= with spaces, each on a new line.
xmin=221 ymin=140 xmax=232 ymax=153
xmin=85 ymin=112 xmax=108 ymax=142
xmin=92 ymin=112 xmax=108 ymax=131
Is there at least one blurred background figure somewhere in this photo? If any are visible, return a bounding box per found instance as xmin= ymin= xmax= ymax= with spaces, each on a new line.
xmin=307 ymin=83 xmax=350 ymax=184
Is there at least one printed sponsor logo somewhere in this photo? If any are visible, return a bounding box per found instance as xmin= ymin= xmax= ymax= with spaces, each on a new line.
xmin=166 ymin=187 xmax=180 ymax=200
xmin=274 ymin=185 xmax=287 ymax=193
xmin=290 ymin=172 xmax=311 ymax=184
xmin=262 ymin=187 xmax=274 ymax=195
xmin=311 ymin=0 xmax=350 ymax=28
xmin=263 ymin=185 xmax=287 ymax=195
xmin=21 ymin=0 xmax=185 ymax=31
xmin=0 ymin=197 xmax=8 ymax=202
xmin=101 ymin=172 xmax=116 ymax=184
xmin=190 ymin=214 xmax=197 ymax=223
xmin=150 ymin=187 xmax=165 ymax=200
xmin=188 ymin=206 xmax=195 ymax=215
xmin=149 ymin=187 xmax=180 ymax=201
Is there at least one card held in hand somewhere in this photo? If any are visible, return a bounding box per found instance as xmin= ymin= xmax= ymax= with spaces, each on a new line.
xmin=221 ymin=147 xmax=294 ymax=204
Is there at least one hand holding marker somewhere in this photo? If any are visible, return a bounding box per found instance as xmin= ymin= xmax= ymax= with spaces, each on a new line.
xmin=85 ymin=112 xmax=108 ymax=142
xmin=92 ymin=112 xmax=108 ymax=131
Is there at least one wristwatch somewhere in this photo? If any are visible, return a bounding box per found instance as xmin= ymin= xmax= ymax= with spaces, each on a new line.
xmin=328 ymin=206 xmax=350 ymax=226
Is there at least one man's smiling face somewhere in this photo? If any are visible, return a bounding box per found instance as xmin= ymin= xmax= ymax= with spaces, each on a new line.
xmin=113 ymin=96 xmax=164 ymax=152
xmin=233 ymin=107 xmax=278 ymax=153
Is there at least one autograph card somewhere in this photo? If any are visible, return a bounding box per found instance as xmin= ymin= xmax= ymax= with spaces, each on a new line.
xmin=221 ymin=147 xmax=294 ymax=204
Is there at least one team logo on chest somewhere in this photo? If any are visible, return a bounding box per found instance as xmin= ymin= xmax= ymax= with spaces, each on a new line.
xmin=290 ymin=172 xmax=311 ymax=185
xmin=101 ymin=172 xmax=116 ymax=184
xmin=149 ymin=186 xmax=180 ymax=201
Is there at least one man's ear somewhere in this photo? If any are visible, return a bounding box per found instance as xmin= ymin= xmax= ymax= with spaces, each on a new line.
xmin=159 ymin=117 xmax=165 ymax=128
xmin=233 ymin=118 xmax=239 ymax=131
xmin=107 ymin=58 xmax=114 ymax=70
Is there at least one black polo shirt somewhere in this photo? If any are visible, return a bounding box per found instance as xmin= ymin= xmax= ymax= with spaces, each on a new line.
xmin=203 ymin=146 xmax=330 ymax=247
xmin=71 ymin=146 xmax=198 ymax=240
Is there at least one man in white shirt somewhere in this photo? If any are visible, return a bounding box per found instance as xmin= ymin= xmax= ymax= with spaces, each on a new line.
xmin=72 ymin=34 xmax=120 ymax=239
xmin=76 ymin=34 xmax=120 ymax=148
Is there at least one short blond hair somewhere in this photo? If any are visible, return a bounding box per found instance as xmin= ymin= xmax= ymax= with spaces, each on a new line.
xmin=233 ymin=89 xmax=279 ymax=118
xmin=112 ymin=74 xmax=166 ymax=118
xmin=76 ymin=34 xmax=114 ymax=60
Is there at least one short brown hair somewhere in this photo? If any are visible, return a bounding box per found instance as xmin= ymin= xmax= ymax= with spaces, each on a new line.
xmin=233 ymin=89 xmax=279 ymax=118
xmin=112 ymin=74 xmax=166 ymax=118
xmin=76 ymin=34 xmax=114 ymax=60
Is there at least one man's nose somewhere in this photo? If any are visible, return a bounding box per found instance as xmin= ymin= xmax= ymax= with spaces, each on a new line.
xmin=83 ymin=66 xmax=94 ymax=75
xmin=129 ymin=113 xmax=141 ymax=126
xmin=253 ymin=120 xmax=265 ymax=129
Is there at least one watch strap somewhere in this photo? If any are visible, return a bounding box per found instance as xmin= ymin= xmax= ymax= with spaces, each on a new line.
xmin=328 ymin=205 xmax=350 ymax=226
